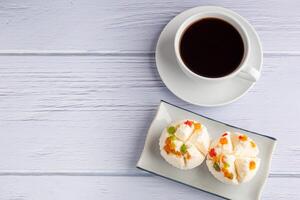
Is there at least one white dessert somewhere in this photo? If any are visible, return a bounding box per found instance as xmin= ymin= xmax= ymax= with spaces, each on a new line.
xmin=209 ymin=131 xmax=233 ymax=155
xmin=189 ymin=124 xmax=210 ymax=155
xmin=207 ymin=154 xmax=238 ymax=185
xmin=159 ymin=120 xmax=210 ymax=170
xmin=235 ymin=157 xmax=261 ymax=183
xmin=184 ymin=142 xmax=205 ymax=169
xmin=231 ymin=132 xmax=259 ymax=157
xmin=175 ymin=122 xmax=194 ymax=141
xmin=206 ymin=132 xmax=260 ymax=184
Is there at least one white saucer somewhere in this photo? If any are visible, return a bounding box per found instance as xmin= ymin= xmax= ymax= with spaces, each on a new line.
xmin=155 ymin=6 xmax=263 ymax=107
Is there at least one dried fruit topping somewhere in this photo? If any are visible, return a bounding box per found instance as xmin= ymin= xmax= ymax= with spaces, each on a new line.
xmin=223 ymin=162 xmax=230 ymax=169
xmin=213 ymin=162 xmax=221 ymax=172
xmin=180 ymin=144 xmax=187 ymax=154
xmin=184 ymin=120 xmax=193 ymax=127
xmin=221 ymin=155 xmax=227 ymax=163
xmin=167 ymin=126 xmax=176 ymax=135
xmin=222 ymin=132 xmax=228 ymax=137
xmin=250 ymin=141 xmax=256 ymax=148
xmin=175 ymin=151 xmax=181 ymax=157
xmin=219 ymin=137 xmax=228 ymax=145
xmin=221 ymin=167 xmax=226 ymax=173
xmin=220 ymin=155 xmax=230 ymax=168
xmin=225 ymin=172 xmax=234 ymax=180
xmin=238 ymin=134 xmax=248 ymax=141
xmin=169 ymin=135 xmax=176 ymax=141
xmin=163 ymin=137 xmax=181 ymax=157
xmin=209 ymin=148 xmax=217 ymax=157
xmin=221 ymin=168 xmax=234 ymax=179
xmin=194 ymin=123 xmax=202 ymax=130
xmin=249 ymin=161 xmax=256 ymax=170
xmin=185 ymin=152 xmax=191 ymax=160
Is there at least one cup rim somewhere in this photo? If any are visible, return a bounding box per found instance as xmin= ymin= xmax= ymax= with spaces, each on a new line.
xmin=174 ymin=11 xmax=250 ymax=81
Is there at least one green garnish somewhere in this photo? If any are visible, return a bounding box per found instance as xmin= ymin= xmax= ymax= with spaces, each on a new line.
xmin=213 ymin=162 xmax=221 ymax=172
xmin=168 ymin=135 xmax=176 ymax=141
xmin=167 ymin=126 xmax=176 ymax=135
xmin=180 ymin=144 xmax=187 ymax=154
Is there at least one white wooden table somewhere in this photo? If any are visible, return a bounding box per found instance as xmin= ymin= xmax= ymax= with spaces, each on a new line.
xmin=0 ymin=1 xmax=299 ymax=199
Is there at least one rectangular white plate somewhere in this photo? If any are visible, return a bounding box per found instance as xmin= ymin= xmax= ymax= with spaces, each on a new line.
xmin=137 ymin=100 xmax=277 ymax=200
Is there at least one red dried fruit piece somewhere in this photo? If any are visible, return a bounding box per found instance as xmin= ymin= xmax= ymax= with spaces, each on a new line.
xmin=209 ymin=148 xmax=217 ymax=157
xmin=184 ymin=120 xmax=193 ymax=127
xmin=238 ymin=134 xmax=248 ymax=141
xmin=222 ymin=133 xmax=228 ymax=137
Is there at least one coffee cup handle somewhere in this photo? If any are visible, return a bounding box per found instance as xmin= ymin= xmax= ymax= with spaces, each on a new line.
xmin=237 ymin=67 xmax=260 ymax=82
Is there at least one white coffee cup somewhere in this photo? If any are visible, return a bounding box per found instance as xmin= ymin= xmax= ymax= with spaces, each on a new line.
xmin=174 ymin=10 xmax=260 ymax=82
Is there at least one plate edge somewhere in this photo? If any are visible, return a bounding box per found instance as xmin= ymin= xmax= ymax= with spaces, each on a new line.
xmin=136 ymin=166 xmax=230 ymax=200
xmin=160 ymin=100 xmax=277 ymax=141
xmin=256 ymin=140 xmax=278 ymax=200
xmin=136 ymin=101 xmax=164 ymax=168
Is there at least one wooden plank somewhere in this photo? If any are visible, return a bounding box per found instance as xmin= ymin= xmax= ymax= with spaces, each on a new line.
xmin=0 ymin=0 xmax=300 ymax=52
xmin=0 ymin=176 xmax=298 ymax=200
xmin=0 ymin=55 xmax=299 ymax=173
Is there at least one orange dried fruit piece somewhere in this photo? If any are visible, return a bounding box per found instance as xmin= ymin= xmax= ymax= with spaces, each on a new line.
xmin=249 ymin=161 xmax=256 ymax=170
xmin=164 ymin=137 xmax=179 ymax=156
xmin=250 ymin=141 xmax=256 ymax=148
xmin=220 ymin=137 xmax=228 ymax=145
xmin=175 ymin=151 xmax=182 ymax=157
xmin=222 ymin=168 xmax=234 ymax=180
xmin=194 ymin=123 xmax=202 ymax=130
xmin=225 ymin=172 xmax=234 ymax=180
xmin=185 ymin=152 xmax=191 ymax=160
xmin=163 ymin=145 xmax=171 ymax=154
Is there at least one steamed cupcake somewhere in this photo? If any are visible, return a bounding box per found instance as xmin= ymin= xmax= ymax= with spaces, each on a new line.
xmin=159 ymin=120 xmax=210 ymax=169
xmin=206 ymin=132 xmax=260 ymax=184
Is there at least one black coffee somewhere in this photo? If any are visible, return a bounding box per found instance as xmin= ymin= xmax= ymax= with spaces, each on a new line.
xmin=179 ymin=18 xmax=244 ymax=78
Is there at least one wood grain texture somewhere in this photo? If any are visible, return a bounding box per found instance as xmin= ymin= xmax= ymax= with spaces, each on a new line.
xmin=0 ymin=55 xmax=299 ymax=174
xmin=0 ymin=0 xmax=300 ymax=52
xmin=0 ymin=176 xmax=299 ymax=200
xmin=1 ymin=1 xmax=300 ymax=199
